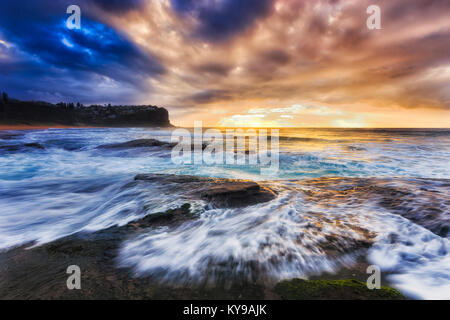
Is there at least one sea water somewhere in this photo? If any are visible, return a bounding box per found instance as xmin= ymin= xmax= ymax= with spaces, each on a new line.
xmin=0 ymin=128 xmax=449 ymax=299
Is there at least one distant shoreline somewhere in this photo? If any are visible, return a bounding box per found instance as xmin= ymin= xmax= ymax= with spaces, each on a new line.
xmin=1 ymin=124 xmax=448 ymax=131
xmin=0 ymin=124 xmax=176 ymax=131
xmin=0 ymin=96 xmax=173 ymax=128
xmin=0 ymin=124 xmax=102 ymax=130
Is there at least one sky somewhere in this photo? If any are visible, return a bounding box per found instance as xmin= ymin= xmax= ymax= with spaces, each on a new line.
xmin=0 ymin=0 xmax=449 ymax=128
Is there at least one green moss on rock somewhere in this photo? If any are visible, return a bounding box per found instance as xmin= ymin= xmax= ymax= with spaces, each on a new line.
xmin=274 ymin=278 xmax=406 ymax=300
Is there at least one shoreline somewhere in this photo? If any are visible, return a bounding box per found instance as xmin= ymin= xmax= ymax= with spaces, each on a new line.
xmin=0 ymin=198 xmax=405 ymax=300
xmin=2 ymin=125 xmax=448 ymax=131
xmin=0 ymin=125 xmax=175 ymax=131
xmin=0 ymin=124 xmax=101 ymax=131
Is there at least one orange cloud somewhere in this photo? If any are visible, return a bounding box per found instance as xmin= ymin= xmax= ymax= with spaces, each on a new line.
xmin=102 ymin=0 xmax=450 ymax=127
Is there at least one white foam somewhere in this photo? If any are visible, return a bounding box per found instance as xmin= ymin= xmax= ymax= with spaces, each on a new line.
xmin=368 ymin=212 xmax=450 ymax=300
xmin=119 ymin=186 xmax=373 ymax=282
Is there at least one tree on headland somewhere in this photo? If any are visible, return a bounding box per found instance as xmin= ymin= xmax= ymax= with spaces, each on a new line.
xmin=0 ymin=92 xmax=4 ymax=111
xmin=2 ymin=91 xmax=8 ymax=103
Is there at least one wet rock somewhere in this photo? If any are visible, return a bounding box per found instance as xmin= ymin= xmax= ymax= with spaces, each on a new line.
xmin=200 ymin=182 xmax=276 ymax=208
xmin=135 ymin=173 xmax=204 ymax=183
xmin=0 ymin=132 xmax=24 ymax=140
xmin=135 ymin=173 xmax=277 ymax=208
xmin=97 ymin=139 xmax=175 ymax=149
xmin=97 ymin=139 xmax=208 ymax=151
xmin=0 ymin=142 xmax=45 ymax=152
xmin=43 ymin=139 xmax=86 ymax=151
xmin=299 ymin=177 xmax=450 ymax=238
xmin=0 ymin=175 xmax=419 ymax=300
xmin=24 ymin=143 xmax=45 ymax=149
xmin=127 ymin=203 xmax=195 ymax=229
xmin=0 ymin=203 xmax=265 ymax=300
xmin=319 ymin=233 xmax=374 ymax=257
xmin=0 ymin=216 xmax=396 ymax=300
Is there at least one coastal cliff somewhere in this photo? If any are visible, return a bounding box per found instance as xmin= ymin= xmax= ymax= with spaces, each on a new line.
xmin=0 ymin=93 xmax=172 ymax=127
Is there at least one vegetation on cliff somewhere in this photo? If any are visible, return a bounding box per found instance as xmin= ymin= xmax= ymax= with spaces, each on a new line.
xmin=0 ymin=92 xmax=171 ymax=127
xmin=274 ymin=278 xmax=406 ymax=300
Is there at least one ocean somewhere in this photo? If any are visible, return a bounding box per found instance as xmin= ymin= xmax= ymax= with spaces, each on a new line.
xmin=0 ymin=127 xmax=449 ymax=299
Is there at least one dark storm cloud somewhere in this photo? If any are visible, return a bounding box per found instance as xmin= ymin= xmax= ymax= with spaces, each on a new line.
xmin=0 ymin=50 xmax=140 ymax=104
xmin=0 ymin=0 xmax=164 ymax=103
xmin=261 ymin=49 xmax=291 ymax=66
xmin=171 ymin=0 xmax=274 ymax=41
xmin=188 ymin=89 xmax=232 ymax=104
xmin=192 ymin=62 xmax=233 ymax=76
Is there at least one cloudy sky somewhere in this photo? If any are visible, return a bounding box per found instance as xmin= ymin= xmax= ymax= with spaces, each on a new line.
xmin=0 ymin=0 xmax=449 ymax=127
